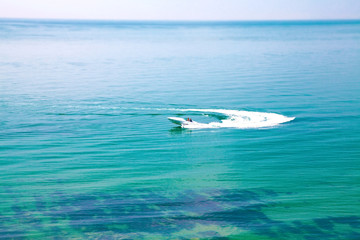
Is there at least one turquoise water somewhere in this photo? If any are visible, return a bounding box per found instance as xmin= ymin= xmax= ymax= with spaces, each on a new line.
xmin=1 ymin=19 xmax=360 ymax=239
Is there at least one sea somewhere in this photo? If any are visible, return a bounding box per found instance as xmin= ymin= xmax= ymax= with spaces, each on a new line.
xmin=0 ymin=19 xmax=360 ymax=239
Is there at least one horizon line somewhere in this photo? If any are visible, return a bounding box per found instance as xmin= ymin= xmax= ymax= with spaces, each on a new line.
xmin=1 ymin=17 xmax=360 ymax=23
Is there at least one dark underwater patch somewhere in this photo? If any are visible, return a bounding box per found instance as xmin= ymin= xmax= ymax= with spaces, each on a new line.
xmin=1 ymin=188 xmax=359 ymax=239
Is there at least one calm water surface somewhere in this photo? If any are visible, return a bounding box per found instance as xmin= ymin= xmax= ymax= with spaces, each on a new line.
xmin=0 ymin=19 xmax=360 ymax=239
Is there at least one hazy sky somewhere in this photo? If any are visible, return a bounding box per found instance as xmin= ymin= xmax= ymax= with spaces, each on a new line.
xmin=1 ymin=0 xmax=360 ymax=21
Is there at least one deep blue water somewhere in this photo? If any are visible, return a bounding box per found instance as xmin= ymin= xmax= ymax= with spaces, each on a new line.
xmin=1 ymin=19 xmax=360 ymax=239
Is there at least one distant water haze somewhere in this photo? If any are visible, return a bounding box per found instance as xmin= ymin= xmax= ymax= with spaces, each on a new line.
xmin=1 ymin=0 xmax=360 ymax=20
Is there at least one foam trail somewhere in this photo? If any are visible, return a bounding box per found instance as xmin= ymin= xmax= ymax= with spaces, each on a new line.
xmin=171 ymin=109 xmax=295 ymax=129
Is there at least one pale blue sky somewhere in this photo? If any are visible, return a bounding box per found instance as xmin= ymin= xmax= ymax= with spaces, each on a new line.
xmin=1 ymin=0 xmax=360 ymax=21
